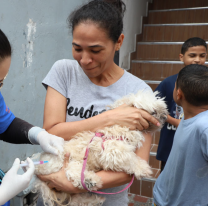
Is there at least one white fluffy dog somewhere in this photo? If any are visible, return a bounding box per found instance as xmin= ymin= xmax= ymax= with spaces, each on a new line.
xmin=31 ymin=90 xmax=168 ymax=206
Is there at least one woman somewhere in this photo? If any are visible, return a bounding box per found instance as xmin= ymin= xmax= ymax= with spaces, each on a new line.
xmin=38 ymin=0 xmax=159 ymax=205
xmin=0 ymin=29 xmax=64 ymax=205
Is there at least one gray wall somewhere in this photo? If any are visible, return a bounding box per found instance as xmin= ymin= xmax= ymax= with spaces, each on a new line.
xmin=0 ymin=0 xmax=151 ymax=170
xmin=0 ymin=0 xmax=87 ymax=171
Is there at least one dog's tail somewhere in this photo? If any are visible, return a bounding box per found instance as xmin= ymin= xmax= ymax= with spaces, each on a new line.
xmin=32 ymin=178 xmax=71 ymax=206
xmin=70 ymin=193 xmax=106 ymax=206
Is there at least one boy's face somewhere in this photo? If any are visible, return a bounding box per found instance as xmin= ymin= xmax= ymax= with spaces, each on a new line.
xmin=179 ymin=46 xmax=207 ymax=66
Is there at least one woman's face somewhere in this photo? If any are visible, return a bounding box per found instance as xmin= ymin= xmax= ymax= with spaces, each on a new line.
xmin=72 ymin=23 xmax=121 ymax=78
xmin=0 ymin=57 xmax=11 ymax=86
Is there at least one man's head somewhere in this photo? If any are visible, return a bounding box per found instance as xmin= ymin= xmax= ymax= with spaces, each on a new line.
xmin=0 ymin=29 xmax=12 ymax=88
xmin=179 ymin=37 xmax=207 ymax=66
xmin=173 ymin=64 xmax=208 ymax=107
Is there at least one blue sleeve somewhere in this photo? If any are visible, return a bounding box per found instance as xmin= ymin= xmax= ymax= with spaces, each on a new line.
xmin=200 ymin=128 xmax=208 ymax=161
xmin=0 ymin=92 xmax=15 ymax=134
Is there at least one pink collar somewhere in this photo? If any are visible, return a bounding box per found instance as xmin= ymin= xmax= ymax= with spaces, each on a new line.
xmin=81 ymin=132 xmax=134 ymax=194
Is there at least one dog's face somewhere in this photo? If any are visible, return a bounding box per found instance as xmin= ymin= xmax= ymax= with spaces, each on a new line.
xmin=133 ymin=90 xmax=168 ymax=132
xmin=148 ymin=102 xmax=168 ymax=132
xmin=109 ymin=90 xmax=168 ymax=132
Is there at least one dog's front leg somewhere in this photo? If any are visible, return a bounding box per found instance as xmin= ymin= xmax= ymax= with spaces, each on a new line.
xmin=130 ymin=154 xmax=152 ymax=179
xmin=65 ymin=161 xmax=102 ymax=191
xmin=100 ymin=142 xmax=152 ymax=179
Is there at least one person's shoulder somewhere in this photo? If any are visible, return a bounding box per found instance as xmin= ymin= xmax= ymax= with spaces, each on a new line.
xmin=161 ymin=74 xmax=178 ymax=84
xmin=0 ymin=92 xmax=4 ymax=105
xmin=53 ymin=59 xmax=79 ymax=68
xmin=196 ymin=111 xmax=208 ymax=123
xmin=124 ymin=70 xmax=152 ymax=91
xmin=191 ymin=111 xmax=208 ymax=133
xmin=155 ymin=74 xmax=178 ymax=92
xmin=51 ymin=59 xmax=80 ymax=74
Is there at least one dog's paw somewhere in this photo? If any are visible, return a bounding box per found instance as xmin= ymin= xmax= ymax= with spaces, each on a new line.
xmin=134 ymin=161 xmax=153 ymax=179
xmin=72 ymin=179 xmax=97 ymax=191
xmin=84 ymin=178 xmax=97 ymax=190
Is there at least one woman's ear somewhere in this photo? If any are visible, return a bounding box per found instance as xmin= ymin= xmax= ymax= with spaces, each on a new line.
xmin=116 ymin=33 xmax=124 ymax=51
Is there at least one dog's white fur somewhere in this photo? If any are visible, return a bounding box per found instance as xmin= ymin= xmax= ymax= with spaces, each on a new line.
xmin=31 ymin=90 xmax=168 ymax=206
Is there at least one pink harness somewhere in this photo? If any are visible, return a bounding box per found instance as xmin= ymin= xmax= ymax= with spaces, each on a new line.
xmin=81 ymin=132 xmax=134 ymax=194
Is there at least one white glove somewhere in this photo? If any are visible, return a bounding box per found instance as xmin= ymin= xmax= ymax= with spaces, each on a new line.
xmin=37 ymin=131 xmax=64 ymax=155
xmin=28 ymin=127 xmax=64 ymax=155
xmin=0 ymin=158 xmax=35 ymax=205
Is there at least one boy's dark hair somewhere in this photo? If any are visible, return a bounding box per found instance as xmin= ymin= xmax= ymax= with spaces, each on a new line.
xmin=68 ymin=0 xmax=126 ymax=43
xmin=0 ymin=29 xmax=12 ymax=63
xmin=176 ymin=64 xmax=208 ymax=106
xmin=181 ymin=37 xmax=207 ymax=54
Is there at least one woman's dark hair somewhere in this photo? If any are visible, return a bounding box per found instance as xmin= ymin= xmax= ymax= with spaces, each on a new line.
xmin=176 ymin=64 xmax=208 ymax=106
xmin=0 ymin=29 xmax=12 ymax=62
xmin=68 ymin=0 xmax=126 ymax=43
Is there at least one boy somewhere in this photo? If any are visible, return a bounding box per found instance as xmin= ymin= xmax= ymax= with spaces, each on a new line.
xmin=153 ymin=64 xmax=208 ymax=206
xmin=155 ymin=37 xmax=207 ymax=171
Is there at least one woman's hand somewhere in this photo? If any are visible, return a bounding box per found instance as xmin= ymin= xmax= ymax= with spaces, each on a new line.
xmin=38 ymin=154 xmax=84 ymax=194
xmin=104 ymin=104 xmax=160 ymax=131
xmin=43 ymin=87 xmax=160 ymax=140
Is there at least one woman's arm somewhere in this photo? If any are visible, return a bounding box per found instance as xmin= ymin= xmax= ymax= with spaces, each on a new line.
xmin=95 ymin=132 xmax=152 ymax=189
xmin=38 ymin=132 xmax=152 ymax=192
xmin=135 ymin=132 xmax=152 ymax=162
xmin=43 ymin=87 xmax=159 ymax=140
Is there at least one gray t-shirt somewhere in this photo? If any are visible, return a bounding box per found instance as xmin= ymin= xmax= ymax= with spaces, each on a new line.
xmin=42 ymin=59 xmax=152 ymax=206
xmin=153 ymin=110 xmax=208 ymax=206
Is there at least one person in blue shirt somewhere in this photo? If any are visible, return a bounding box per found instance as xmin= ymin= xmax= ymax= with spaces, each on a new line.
xmin=155 ymin=37 xmax=207 ymax=172
xmin=153 ymin=64 xmax=208 ymax=206
xmin=0 ymin=29 xmax=64 ymax=205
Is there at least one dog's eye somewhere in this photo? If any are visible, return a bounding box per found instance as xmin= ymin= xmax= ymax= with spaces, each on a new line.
xmin=151 ymin=111 xmax=157 ymax=115
xmin=161 ymin=114 xmax=168 ymax=121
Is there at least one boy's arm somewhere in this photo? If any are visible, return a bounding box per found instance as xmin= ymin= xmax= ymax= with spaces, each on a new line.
xmin=155 ymin=79 xmax=181 ymax=128
xmin=166 ymin=115 xmax=181 ymax=127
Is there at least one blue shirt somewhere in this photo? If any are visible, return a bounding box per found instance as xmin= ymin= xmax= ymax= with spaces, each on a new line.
xmin=0 ymin=92 xmax=15 ymax=134
xmin=155 ymin=74 xmax=183 ymax=162
xmin=153 ymin=110 xmax=208 ymax=206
